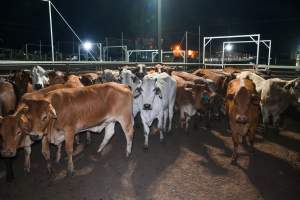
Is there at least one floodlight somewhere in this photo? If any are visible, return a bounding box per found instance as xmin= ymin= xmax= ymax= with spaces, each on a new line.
xmin=225 ymin=44 xmax=233 ymax=51
xmin=83 ymin=41 xmax=92 ymax=51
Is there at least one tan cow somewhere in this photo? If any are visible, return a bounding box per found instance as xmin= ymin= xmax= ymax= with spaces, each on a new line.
xmin=0 ymin=76 xmax=85 ymax=174
xmin=226 ymin=78 xmax=260 ymax=164
xmin=19 ymin=83 xmax=134 ymax=175
xmin=172 ymin=75 xmax=209 ymax=132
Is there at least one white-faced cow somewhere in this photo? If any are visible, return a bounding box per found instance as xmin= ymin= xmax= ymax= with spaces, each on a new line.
xmin=135 ymin=72 xmax=176 ymax=149
xmin=31 ymin=66 xmax=49 ymax=90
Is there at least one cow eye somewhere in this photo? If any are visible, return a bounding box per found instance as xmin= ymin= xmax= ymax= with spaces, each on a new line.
xmin=16 ymin=131 xmax=22 ymax=137
xmin=41 ymin=115 xmax=48 ymax=121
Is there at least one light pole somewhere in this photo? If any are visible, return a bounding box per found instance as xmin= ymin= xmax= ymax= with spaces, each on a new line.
xmin=157 ymin=0 xmax=162 ymax=63
xmin=42 ymin=0 xmax=55 ymax=62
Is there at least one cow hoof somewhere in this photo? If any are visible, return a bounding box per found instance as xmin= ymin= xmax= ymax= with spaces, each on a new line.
xmin=24 ymin=168 xmax=31 ymax=176
xmin=67 ymin=171 xmax=75 ymax=177
xmin=126 ymin=152 xmax=131 ymax=158
xmin=143 ymin=146 xmax=149 ymax=151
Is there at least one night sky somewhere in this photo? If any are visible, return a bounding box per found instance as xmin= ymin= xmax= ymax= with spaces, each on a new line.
xmin=0 ymin=0 xmax=300 ymax=60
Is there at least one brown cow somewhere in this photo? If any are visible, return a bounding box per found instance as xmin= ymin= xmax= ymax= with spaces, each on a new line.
xmin=172 ymin=75 xmax=209 ymax=132
xmin=172 ymin=71 xmax=223 ymax=121
xmin=19 ymin=83 xmax=134 ymax=175
xmin=0 ymin=76 xmax=85 ymax=174
xmin=0 ymin=81 xmax=17 ymax=181
xmin=79 ymin=72 xmax=101 ymax=86
xmin=12 ymin=70 xmax=33 ymax=102
xmin=48 ymin=71 xmax=66 ymax=85
xmin=226 ymin=78 xmax=260 ymax=164
xmin=193 ymin=69 xmax=234 ymax=95
xmin=0 ymin=81 xmax=17 ymax=116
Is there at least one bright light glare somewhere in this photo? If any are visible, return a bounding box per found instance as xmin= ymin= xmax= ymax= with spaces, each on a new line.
xmin=225 ymin=44 xmax=233 ymax=51
xmin=83 ymin=41 xmax=92 ymax=51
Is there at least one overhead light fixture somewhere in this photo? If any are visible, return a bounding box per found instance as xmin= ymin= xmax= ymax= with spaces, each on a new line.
xmin=83 ymin=41 xmax=92 ymax=51
xmin=225 ymin=43 xmax=233 ymax=51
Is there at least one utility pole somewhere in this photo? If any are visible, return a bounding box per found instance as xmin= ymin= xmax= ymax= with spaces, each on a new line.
xmin=185 ymin=31 xmax=188 ymax=63
xmin=198 ymin=25 xmax=201 ymax=63
xmin=157 ymin=0 xmax=162 ymax=63
xmin=121 ymin=32 xmax=124 ymax=60
xmin=25 ymin=43 xmax=28 ymax=60
xmin=39 ymin=40 xmax=42 ymax=60
xmin=46 ymin=0 xmax=55 ymax=62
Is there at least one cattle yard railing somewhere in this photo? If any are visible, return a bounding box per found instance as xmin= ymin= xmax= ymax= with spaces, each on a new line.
xmin=0 ymin=61 xmax=299 ymax=80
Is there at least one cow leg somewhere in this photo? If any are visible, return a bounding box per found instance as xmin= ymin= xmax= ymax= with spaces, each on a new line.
xmin=4 ymin=158 xmax=14 ymax=182
xmin=86 ymin=131 xmax=92 ymax=145
xmin=231 ymin=132 xmax=239 ymax=164
xmin=75 ymin=135 xmax=80 ymax=145
xmin=261 ymin=106 xmax=269 ymax=133
xmin=248 ymin=131 xmax=255 ymax=154
xmin=55 ymin=143 xmax=62 ymax=163
xmin=141 ymin=120 xmax=150 ymax=150
xmin=42 ymin=137 xmax=53 ymax=175
xmin=24 ymin=146 xmax=31 ymax=174
xmin=97 ymin=122 xmax=116 ymax=153
xmin=168 ymin=106 xmax=174 ymax=133
xmin=185 ymin=114 xmax=191 ymax=134
xmin=158 ymin=114 xmax=165 ymax=143
xmin=272 ymin=114 xmax=280 ymax=134
xmin=64 ymin=129 xmax=75 ymax=176
xmin=119 ymin=120 xmax=134 ymax=157
xmin=180 ymin=108 xmax=185 ymax=129
xmin=163 ymin=109 xmax=168 ymax=134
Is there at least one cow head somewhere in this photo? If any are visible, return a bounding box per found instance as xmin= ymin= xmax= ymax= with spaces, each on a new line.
xmin=120 ymin=69 xmax=142 ymax=91
xmin=0 ymin=111 xmax=29 ymax=158
xmin=285 ymin=78 xmax=300 ymax=103
xmin=13 ymin=70 xmax=32 ymax=98
xmin=137 ymin=75 xmax=162 ymax=111
xmin=20 ymin=99 xmax=57 ymax=141
xmin=226 ymin=80 xmax=259 ymax=124
xmin=31 ymin=66 xmax=49 ymax=90
xmin=185 ymin=83 xmax=210 ymax=111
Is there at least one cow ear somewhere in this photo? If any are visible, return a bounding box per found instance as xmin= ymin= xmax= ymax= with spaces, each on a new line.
xmin=48 ymin=104 xmax=57 ymax=119
xmin=251 ymin=94 xmax=260 ymax=105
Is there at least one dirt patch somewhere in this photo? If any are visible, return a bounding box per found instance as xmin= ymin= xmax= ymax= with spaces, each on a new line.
xmin=0 ymin=117 xmax=300 ymax=200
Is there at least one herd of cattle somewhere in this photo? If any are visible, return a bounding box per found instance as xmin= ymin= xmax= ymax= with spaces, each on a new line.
xmin=0 ymin=64 xmax=299 ymax=182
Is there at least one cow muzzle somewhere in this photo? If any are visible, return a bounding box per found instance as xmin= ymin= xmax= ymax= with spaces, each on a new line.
xmin=29 ymin=134 xmax=43 ymax=141
xmin=235 ymin=115 xmax=248 ymax=124
xmin=143 ymin=104 xmax=152 ymax=110
xmin=34 ymin=84 xmax=43 ymax=90
xmin=1 ymin=150 xmax=16 ymax=158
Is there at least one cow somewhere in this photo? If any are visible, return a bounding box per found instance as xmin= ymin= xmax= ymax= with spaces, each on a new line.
xmin=102 ymin=69 xmax=120 ymax=82
xmin=237 ymin=71 xmax=267 ymax=95
xmin=12 ymin=70 xmax=33 ymax=102
xmin=0 ymin=76 xmax=85 ymax=176
xmin=0 ymin=81 xmax=17 ymax=116
xmin=120 ymin=68 xmax=142 ymax=117
xmin=79 ymin=72 xmax=101 ymax=86
xmin=0 ymin=81 xmax=17 ymax=181
xmin=172 ymin=75 xmax=210 ymax=132
xmin=226 ymin=78 xmax=260 ymax=163
xmin=31 ymin=66 xmax=49 ymax=90
xmin=48 ymin=71 xmax=66 ymax=85
xmin=18 ymin=83 xmax=134 ymax=175
xmin=135 ymin=72 xmax=176 ymax=149
xmin=193 ymin=69 xmax=234 ymax=96
xmin=172 ymin=71 xmax=223 ymax=121
xmin=260 ymin=78 xmax=300 ymax=133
